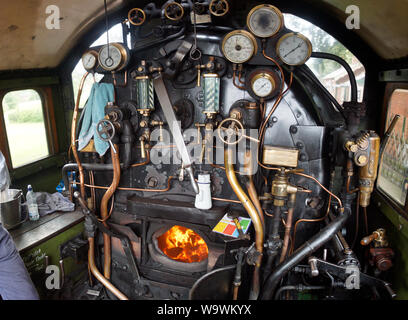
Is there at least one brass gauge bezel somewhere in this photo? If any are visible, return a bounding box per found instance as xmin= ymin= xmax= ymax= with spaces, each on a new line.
xmin=221 ymin=30 xmax=258 ymax=64
xmin=81 ymin=50 xmax=98 ymax=70
xmin=164 ymin=2 xmax=185 ymax=21
xmin=246 ymin=4 xmax=284 ymax=38
xmin=127 ymin=8 xmax=146 ymax=26
xmin=276 ymin=32 xmax=313 ymax=66
xmin=98 ymin=43 xmax=128 ymax=72
xmin=250 ymin=72 xmax=276 ymax=98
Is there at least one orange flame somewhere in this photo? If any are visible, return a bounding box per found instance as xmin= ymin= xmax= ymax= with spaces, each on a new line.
xmin=157 ymin=225 xmax=208 ymax=263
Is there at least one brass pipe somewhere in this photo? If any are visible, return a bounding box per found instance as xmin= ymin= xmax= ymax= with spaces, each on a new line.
xmin=88 ymin=237 xmax=128 ymax=300
xmin=71 ymin=72 xmax=89 ymax=198
xmin=247 ymin=176 xmax=265 ymax=227
xmin=280 ymin=193 xmax=296 ymax=262
xmin=100 ymin=144 xmax=121 ymax=279
xmin=224 ymin=147 xmax=263 ymax=299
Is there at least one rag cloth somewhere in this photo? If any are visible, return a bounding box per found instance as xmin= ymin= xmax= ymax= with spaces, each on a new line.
xmin=34 ymin=192 xmax=75 ymax=217
xmin=78 ymin=82 xmax=114 ymax=156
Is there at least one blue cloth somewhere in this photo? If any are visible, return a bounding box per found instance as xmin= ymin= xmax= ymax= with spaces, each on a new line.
xmin=0 ymin=223 xmax=39 ymax=300
xmin=78 ymin=82 xmax=115 ymax=156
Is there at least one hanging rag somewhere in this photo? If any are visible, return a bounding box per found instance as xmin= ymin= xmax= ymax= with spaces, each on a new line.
xmin=78 ymin=82 xmax=115 ymax=156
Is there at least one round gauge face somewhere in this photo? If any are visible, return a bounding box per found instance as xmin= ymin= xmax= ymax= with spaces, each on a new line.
xmin=98 ymin=44 xmax=125 ymax=71
xmin=82 ymin=51 xmax=97 ymax=70
xmin=251 ymin=74 xmax=274 ymax=97
xmin=247 ymin=4 xmax=283 ymax=38
xmin=221 ymin=30 xmax=257 ymax=64
xmin=277 ymin=33 xmax=312 ymax=66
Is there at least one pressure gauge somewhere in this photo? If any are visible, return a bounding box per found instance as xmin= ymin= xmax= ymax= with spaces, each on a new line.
xmin=221 ymin=30 xmax=258 ymax=64
xmin=81 ymin=51 xmax=98 ymax=70
xmin=246 ymin=69 xmax=280 ymax=101
xmin=98 ymin=43 xmax=128 ymax=71
xmin=251 ymin=73 xmax=275 ymax=98
xmin=276 ymin=32 xmax=312 ymax=66
xmin=247 ymin=4 xmax=284 ymax=38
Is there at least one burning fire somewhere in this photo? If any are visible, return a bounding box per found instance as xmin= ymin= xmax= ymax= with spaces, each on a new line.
xmin=157 ymin=225 xmax=208 ymax=263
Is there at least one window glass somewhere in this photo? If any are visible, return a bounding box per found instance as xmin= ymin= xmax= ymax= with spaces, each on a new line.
xmin=377 ymin=89 xmax=408 ymax=206
xmin=2 ymin=90 xmax=49 ymax=168
xmin=284 ymin=14 xmax=365 ymax=105
xmin=72 ymin=23 xmax=124 ymax=109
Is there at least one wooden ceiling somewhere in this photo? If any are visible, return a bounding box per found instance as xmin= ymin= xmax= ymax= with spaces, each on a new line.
xmin=0 ymin=0 xmax=407 ymax=71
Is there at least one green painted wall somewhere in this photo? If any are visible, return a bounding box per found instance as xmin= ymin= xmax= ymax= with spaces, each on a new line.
xmin=371 ymin=192 xmax=408 ymax=299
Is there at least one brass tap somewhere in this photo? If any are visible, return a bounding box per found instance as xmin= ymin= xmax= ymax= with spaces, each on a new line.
xmin=271 ymin=168 xmax=298 ymax=207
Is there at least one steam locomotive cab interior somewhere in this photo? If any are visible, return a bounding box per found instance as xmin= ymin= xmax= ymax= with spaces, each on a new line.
xmin=1 ymin=0 xmax=408 ymax=301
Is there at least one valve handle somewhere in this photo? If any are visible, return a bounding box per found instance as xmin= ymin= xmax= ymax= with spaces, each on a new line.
xmin=209 ymin=0 xmax=229 ymax=17
xmin=164 ymin=2 xmax=184 ymax=21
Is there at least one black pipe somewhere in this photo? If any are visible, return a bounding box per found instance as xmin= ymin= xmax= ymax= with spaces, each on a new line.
xmin=311 ymin=52 xmax=358 ymax=103
xmin=121 ymin=120 xmax=133 ymax=169
xmin=62 ymin=163 xmax=116 ymax=191
xmin=260 ymin=207 xmax=351 ymax=300
xmin=299 ymin=65 xmax=344 ymax=115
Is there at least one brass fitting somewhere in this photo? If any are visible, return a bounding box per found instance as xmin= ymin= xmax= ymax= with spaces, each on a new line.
xmin=361 ymin=228 xmax=388 ymax=247
xmin=359 ymin=132 xmax=380 ymax=207
xmin=271 ymin=168 xmax=298 ymax=207
xmin=139 ymin=131 xmax=150 ymax=159
xmin=151 ymin=120 xmax=164 ymax=142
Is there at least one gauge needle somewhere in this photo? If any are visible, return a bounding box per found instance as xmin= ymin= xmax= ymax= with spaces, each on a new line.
xmin=283 ymin=43 xmax=302 ymax=58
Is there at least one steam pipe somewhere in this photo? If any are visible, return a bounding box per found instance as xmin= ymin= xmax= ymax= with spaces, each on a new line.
xmin=247 ymin=176 xmax=265 ymax=227
xmin=260 ymin=206 xmax=351 ymax=300
xmin=88 ymin=237 xmax=128 ymax=300
xmin=224 ymin=147 xmax=264 ymax=300
xmin=100 ymin=145 xmax=121 ymax=279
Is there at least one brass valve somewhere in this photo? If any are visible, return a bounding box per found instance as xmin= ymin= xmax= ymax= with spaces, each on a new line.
xmin=270 ymin=168 xmax=298 ymax=207
xmin=361 ymin=228 xmax=388 ymax=247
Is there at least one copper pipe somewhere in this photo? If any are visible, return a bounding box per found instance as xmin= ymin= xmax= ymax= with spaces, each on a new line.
xmin=290 ymin=195 xmax=332 ymax=254
xmin=212 ymin=197 xmax=241 ymax=204
xmin=224 ymin=147 xmax=263 ymax=300
xmin=233 ymin=286 xmax=239 ymax=300
xmin=131 ymin=150 xmax=150 ymax=167
xmin=71 ymin=72 xmax=89 ymax=198
xmin=280 ymin=193 xmax=296 ymax=262
xmin=100 ymin=144 xmax=121 ymax=279
xmin=233 ymin=71 xmax=246 ymax=90
xmin=88 ymin=237 xmax=128 ymax=300
xmin=293 ymin=172 xmax=343 ymax=210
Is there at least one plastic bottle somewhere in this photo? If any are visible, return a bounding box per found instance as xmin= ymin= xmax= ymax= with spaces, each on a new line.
xmin=26 ymin=185 xmax=39 ymax=221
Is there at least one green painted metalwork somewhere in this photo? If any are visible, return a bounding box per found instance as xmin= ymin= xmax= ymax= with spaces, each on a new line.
xmin=373 ymin=192 xmax=408 ymax=299
xmin=20 ymin=222 xmax=85 ymax=299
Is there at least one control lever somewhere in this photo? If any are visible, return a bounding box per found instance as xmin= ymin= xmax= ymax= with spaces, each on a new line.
xmin=306 ymin=256 xmax=396 ymax=298
xmin=153 ymin=73 xmax=199 ymax=194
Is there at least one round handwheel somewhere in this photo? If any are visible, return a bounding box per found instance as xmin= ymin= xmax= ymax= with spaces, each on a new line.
xmin=217 ymin=117 xmax=244 ymax=145
xmin=164 ymin=2 xmax=184 ymax=21
xmin=128 ymin=8 xmax=146 ymax=26
xmin=209 ymin=0 xmax=229 ymax=17
xmin=96 ymin=119 xmax=116 ymax=142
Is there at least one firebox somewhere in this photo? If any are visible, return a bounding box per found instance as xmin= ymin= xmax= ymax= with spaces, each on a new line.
xmin=106 ymin=196 xmax=250 ymax=300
